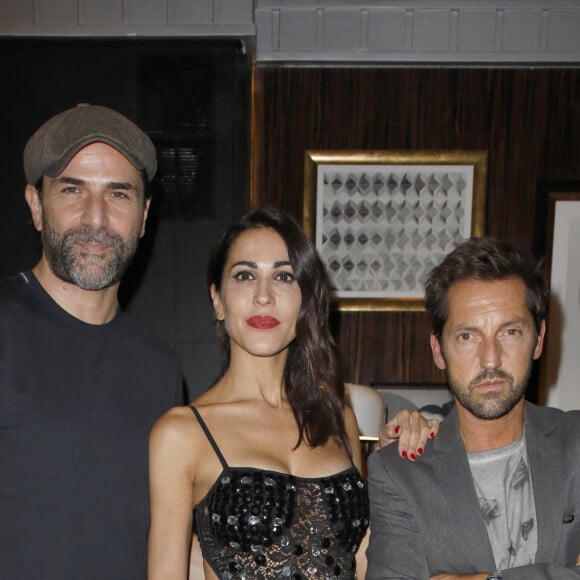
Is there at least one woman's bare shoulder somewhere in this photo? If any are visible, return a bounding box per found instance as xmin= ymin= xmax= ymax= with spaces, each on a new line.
xmin=150 ymin=405 xmax=200 ymax=449
xmin=155 ymin=403 xmax=196 ymax=424
xmin=189 ymin=384 xmax=241 ymax=423
xmin=190 ymin=382 xmax=226 ymax=408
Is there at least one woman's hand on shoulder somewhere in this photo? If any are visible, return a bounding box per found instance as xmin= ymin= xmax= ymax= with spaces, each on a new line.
xmin=378 ymin=410 xmax=440 ymax=461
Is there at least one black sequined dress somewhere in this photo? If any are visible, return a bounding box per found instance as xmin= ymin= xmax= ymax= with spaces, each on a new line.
xmin=190 ymin=406 xmax=369 ymax=580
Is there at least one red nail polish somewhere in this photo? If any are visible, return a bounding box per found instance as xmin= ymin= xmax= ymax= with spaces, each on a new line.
xmin=401 ymin=450 xmax=408 ymax=458
xmin=394 ymin=426 xmax=401 ymax=434
xmin=429 ymin=432 xmax=435 ymax=439
xmin=417 ymin=447 xmax=423 ymax=455
xmin=410 ymin=453 xmax=416 ymax=461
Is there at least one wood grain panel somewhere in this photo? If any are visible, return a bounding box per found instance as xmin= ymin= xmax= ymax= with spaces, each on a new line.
xmin=251 ymin=66 xmax=580 ymax=386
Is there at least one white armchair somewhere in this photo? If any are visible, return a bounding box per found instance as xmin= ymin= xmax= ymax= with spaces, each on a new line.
xmin=345 ymin=383 xmax=387 ymax=438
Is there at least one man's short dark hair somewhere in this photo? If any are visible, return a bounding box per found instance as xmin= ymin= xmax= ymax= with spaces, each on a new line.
xmin=425 ymin=237 xmax=549 ymax=338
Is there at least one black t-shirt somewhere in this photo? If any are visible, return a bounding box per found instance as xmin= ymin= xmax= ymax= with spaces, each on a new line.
xmin=0 ymin=272 xmax=184 ymax=580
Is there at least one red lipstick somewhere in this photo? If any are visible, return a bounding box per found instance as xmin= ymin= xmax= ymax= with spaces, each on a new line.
xmin=247 ymin=315 xmax=280 ymax=329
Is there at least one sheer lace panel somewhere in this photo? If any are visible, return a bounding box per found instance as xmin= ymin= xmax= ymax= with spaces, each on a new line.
xmin=195 ymin=466 xmax=369 ymax=580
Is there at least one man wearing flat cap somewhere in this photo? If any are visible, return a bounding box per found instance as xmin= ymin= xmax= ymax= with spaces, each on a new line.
xmin=0 ymin=104 xmax=183 ymax=579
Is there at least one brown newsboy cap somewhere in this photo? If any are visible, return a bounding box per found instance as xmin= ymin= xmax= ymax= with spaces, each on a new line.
xmin=23 ymin=103 xmax=157 ymax=184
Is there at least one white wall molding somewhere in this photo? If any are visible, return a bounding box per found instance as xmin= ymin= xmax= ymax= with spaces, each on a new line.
xmin=0 ymin=1 xmax=579 ymax=63
xmin=255 ymin=1 xmax=580 ymax=63
xmin=0 ymin=0 xmax=255 ymax=37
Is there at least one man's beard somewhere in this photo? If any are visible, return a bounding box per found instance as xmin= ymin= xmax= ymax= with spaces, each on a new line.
xmin=447 ymin=364 xmax=532 ymax=420
xmin=41 ymin=222 xmax=140 ymax=291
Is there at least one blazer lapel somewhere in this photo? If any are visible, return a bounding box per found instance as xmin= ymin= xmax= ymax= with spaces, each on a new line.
xmin=525 ymin=403 xmax=563 ymax=563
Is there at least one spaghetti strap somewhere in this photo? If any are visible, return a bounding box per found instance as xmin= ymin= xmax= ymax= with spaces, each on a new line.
xmin=189 ymin=405 xmax=229 ymax=469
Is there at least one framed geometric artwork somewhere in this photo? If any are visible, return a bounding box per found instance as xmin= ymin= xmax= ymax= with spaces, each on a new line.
xmin=303 ymin=150 xmax=487 ymax=311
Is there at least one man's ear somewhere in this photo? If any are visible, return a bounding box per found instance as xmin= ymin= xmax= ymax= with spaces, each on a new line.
xmin=430 ymin=333 xmax=447 ymax=370
xmin=210 ymin=284 xmax=224 ymax=321
xmin=139 ymin=197 xmax=152 ymax=238
xmin=533 ymin=319 xmax=546 ymax=360
xmin=24 ymin=184 xmax=43 ymax=232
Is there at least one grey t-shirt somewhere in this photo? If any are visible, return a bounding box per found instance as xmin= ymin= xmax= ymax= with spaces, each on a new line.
xmin=468 ymin=430 xmax=537 ymax=570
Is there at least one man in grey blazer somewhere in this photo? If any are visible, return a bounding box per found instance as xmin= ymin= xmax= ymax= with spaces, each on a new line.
xmin=366 ymin=237 xmax=580 ymax=580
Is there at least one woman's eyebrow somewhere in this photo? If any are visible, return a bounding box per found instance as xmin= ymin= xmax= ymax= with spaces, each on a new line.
xmin=230 ymin=260 xmax=257 ymax=269
xmin=230 ymin=260 xmax=292 ymax=269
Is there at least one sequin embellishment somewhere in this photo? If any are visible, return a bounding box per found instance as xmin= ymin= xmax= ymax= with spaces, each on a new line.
xmin=196 ymin=468 xmax=368 ymax=579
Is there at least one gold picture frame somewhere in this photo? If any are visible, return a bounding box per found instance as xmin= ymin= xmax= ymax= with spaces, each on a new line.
xmin=304 ymin=150 xmax=487 ymax=311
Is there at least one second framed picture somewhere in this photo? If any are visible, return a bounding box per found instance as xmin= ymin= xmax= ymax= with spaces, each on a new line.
xmin=303 ymin=150 xmax=487 ymax=311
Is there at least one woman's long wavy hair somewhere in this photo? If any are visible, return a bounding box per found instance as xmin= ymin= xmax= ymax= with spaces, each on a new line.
xmin=207 ymin=208 xmax=347 ymax=449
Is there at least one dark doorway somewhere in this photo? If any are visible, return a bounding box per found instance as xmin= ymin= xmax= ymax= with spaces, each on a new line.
xmin=0 ymin=38 xmax=251 ymax=397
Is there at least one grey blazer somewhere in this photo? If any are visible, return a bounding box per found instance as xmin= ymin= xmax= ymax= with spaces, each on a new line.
xmin=366 ymin=402 xmax=580 ymax=580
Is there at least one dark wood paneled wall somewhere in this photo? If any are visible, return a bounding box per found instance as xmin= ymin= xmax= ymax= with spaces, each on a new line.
xmin=250 ymin=66 xmax=580 ymax=385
